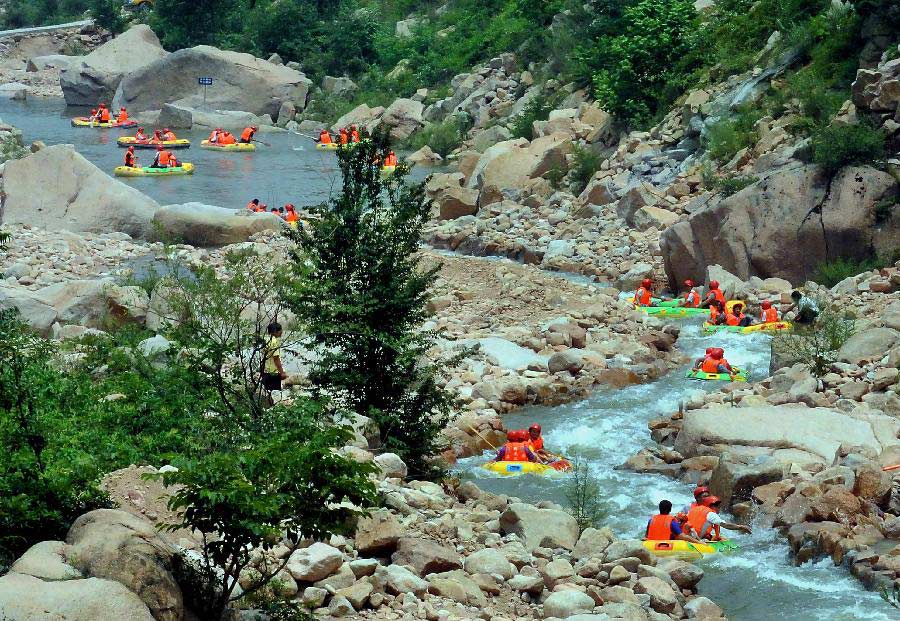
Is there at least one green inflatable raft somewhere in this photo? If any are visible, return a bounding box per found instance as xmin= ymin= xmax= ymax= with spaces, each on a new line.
xmin=686 ymin=366 xmax=748 ymax=382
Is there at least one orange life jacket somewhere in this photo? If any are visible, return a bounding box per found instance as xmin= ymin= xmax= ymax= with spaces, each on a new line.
xmin=339 ymin=130 xmax=348 ymax=145
xmin=241 ymin=127 xmax=255 ymax=142
xmin=124 ymin=152 xmax=136 ymax=167
xmin=163 ymin=131 xmax=176 ymax=141
xmin=157 ymin=150 xmax=172 ymax=166
xmin=285 ymin=211 xmax=298 ymax=223
xmin=320 ymin=131 xmax=332 ymax=144
xmin=503 ymin=441 xmax=529 ymax=462
xmin=529 ymin=436 xmax=544 ymax=452
xmin=635 ymin=286 xmax=651 ymax=306
xmin=351 ymin=130 xmax=360 ymax=142
xmin=708 ymin=288 xmax=726 ymax=305
xmin=219 ymin=132 xmax=236 ymax=145
xmin=246 ymin=202 xmax=258 ymax=211
xmin=385 ymin=153 xmax=397 ymax=166
xmin=701 ymin=358 xmax=721 ymax=373
xmin=99 ymin=108 xmax=111 ymax=122
xmin=646 ymin=514 xmax=676 ymax=540
xmin=117 ymin=112 xmax=128 ymax=123
xmin=684 ymin=289 xmax=700 ymax=307
xmin=687 ymin=505 xmax=720 ymax=540
xmin=762 ymin=308 xmax=778 ymax=323
xmin=709 ymin=306 xmax=720 ymax=322
xmin=725 ymin=312 xmax=741 ymax=326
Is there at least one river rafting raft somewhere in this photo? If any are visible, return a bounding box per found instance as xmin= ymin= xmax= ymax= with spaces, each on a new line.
xmin=481 ymin=459 xmax=572 ymax=476
xmin=71 ymin=117 xmax=138 ymax=129
xmin=117 ymin=137 xmax=191 ymax=149
xmin=643 ymin=539 xmax=739 ymax=559
xmin=114 ymin=163 xmax=195 ymax=177
xmin=200 ymin=140 xmax=257 ymax=152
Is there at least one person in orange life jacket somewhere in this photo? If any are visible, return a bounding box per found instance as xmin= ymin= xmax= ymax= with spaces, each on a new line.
xmin=634 ymin=278 xmax=653 ymax=307
xmin=150 ymin=129 xmax=163 ymax=144
xmin=527 ymin=424 xmax=552 ymax=463
xmin=247 ymin=198 xmax=260 ymax=211
xmin=135 ymin=127 xmax=147 ymax=142
xmin=495 ymin=430 xmax=537 ymax=462
xmin=678 ymin=279 xmax=701 ymax=307
xmin=151 ymin=145 xmax=173 ymax=168
xmin=681 ymin=485 xmax=711 ymax=515
xmin=384 ymin=151 xmax=398 ymax=167
xmin=284 ymin=204 xmax=299 ymax=227
xmin=692 ymin=348 xmax=714 ymax=371
xmin=701 ymin=348 xmax=737 ymax=377
xmin=646 ymin=500 xmax=704 ymax=543
xmin=218 ymin=130 xmax=237 ymax=145
xmin=117 ymin=107 xmax=128 ymax=123
xmin=208 ymin=127 xmax=222 ymax=143
xmin=162 ymin=128 xmax=176 ymax=141
xmin=700 ymin=280 xmax=727 ymax=309
xmin=240 ymin=126 xmax=258 ymax=143
xmin=98 ymin=104 xmax=111 ymax=123
xmin=124 ymin=146 xmax=137 ymax=168
xmin=687 ymin=496 xmax=752 ymax=541
xmin=727 ymin=302 xmax=753 ymax=327
xmin=350 ymin=125 xmax=360 ymax=142
xmin=89 ymin=108 xmax=99 ymax=121
xmin=760 ymin=300 xmax=779 ymax=323
xmin=339 ymin=128 xmax=349 ymax=145
xmin=319 ymin=129 xmax=332 ymax=144
xmin=708 ymin=299 xmax=727 ymax=325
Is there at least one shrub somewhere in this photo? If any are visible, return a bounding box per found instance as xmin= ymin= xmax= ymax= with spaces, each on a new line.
xmin=716 ymin=174 xmax=758 ymax=197
xmin=564 ymin=457 xmax=608 ymax=531
xmin=287 ymin=132 xmax=457 ymax=478
xmin=813 ymin=256 xmax=880 ymax=288
xmin=90 ymin=0 xmax=129 ymax=35
xmin=810 ymin=122 xmax=885 ymax=175
xmin=510 ymin=92 xmax=557 ymax=140
xmin=773 ymin=304 xmax=855 ymax=377
xmin=569 ymin=146 xmax=602 ymax=194
xmin=703 ymin=106 xmax=764 ymax=163
xmin=407 ymin=116 xmax=467 ymax=158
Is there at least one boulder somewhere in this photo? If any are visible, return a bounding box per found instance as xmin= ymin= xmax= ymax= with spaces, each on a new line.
xmin=380 ymin=98 xmax=425 ymax=141
xmin=548 ymin=349 xmax=585 ymax=374
xmin=616 ymin=184 xmax=661 ymax=225
xmin=331 ymin=104 xmax=384 ymax=133
xmin=473 ymin=125 xmax=513 ymax=153
xmin=852 ymin=59 xmax=900 ymax=112
xmin=65 ymin=509 xmax=182 ymax=621
xmin=572 ymin=527 xmax=614 ymax=561
xmin=578 ymin=177 xmax=617 ymax=206
xmin=462 ymin=548 xmax=514 ymax=579
xmin=466 ymin=337 xmax=549 ymax=372
xmin=0 ymin=83 xmax=27 ymax=100
xmin=634 ymin=576 xmax=677 ymax=613
xmin=709 ymin=456 xmax=784 ymax=509
xmin=657 ymin=559 xmax=703 ymax=590
xmin=334 ymin=580 xmax=372 ymax=610
xmin=373 ymin=564 xmax=428 ymax=597
xmin=322 ymin=76 xmax=358 ymax=99
xmin=674 ymin=405 xmax=893 ymax=464
xmin=632 ymin=205 xmax=678 ymax=231
xmin=499 ymin=503 xmax=579 ymax=551
xmin=156 ymin=103 xmax=194 ymax=129
xmin=27 ymin=54 xmax=81 ymax=72
xmin=684 ymin=596 xmax=724 ymax=619
xmin=391 ymin=538 xmax=462 ymax=576
xmin=354 ymin=509 xmax=404 ymax=556
xmin=113 ymin=46 xmax=312 ymax=117
xmin=0 ymin=574 xmax=156 ymax=620
xmin=1 ymin=145 xmax=159 ymax=238
xmin=477 ymin=134 xmax=573 ymax=197
xmin=374 ymin=453 xmax=408 ymax=479
xmin=838 ymin=328 xmax=900 ymax=365
xmin=61 ymin=25 xmax=167 ymax=106
xmin=407 ymin=145 xmax=442 ymax=165
xmin=152 ymin=203 xmax=283 ymax=246
xmin=661 ymin=165 xmax=900 ymax=286
xmin=542 ymin=590 xmax=595 ymax=619
xmin=437 ymin=186 xmax=479 ymax=220
xmin=287 ymin=543 xmax=343 ymax=582
xmin=9 ymin=541 xmax=81 ymax=581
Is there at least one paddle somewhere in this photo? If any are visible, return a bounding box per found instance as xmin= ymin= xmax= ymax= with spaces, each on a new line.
xmin=251 ymin=137 xmax=272 ymax=147
xmin=466 ymin=424 xmax=498 ymax=451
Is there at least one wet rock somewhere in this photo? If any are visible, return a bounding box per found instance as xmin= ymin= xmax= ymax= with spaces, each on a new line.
xmin=709 ymin=456 xmax=784 ymax=509
xmin=684 ymin=596 xmax=724 ymax=619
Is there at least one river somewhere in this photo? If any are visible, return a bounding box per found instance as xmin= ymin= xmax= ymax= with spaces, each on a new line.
xmin=2 ymin=97 xmax=896 ymax=620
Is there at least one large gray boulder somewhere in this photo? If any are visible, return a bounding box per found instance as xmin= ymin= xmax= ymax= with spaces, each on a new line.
xmin=391 ymin=537 xmax=462 ymax=576
xmin=113 ymin=46 xmax=312 ymax=118
xmin=60 ymin=25 xmax=167 ymax=106
xmin=838 ymin=327 xmax=900 ymax=365
xmin=65 ymin=510 xmax=183 ymax=621
xmin=661 ymin=165 xmax=900 ymax=286
xmin=152 ymin=203 xmax=283 ymax=246
xmin=0 ymin=573 xmax=156 ymax=621
xmin=499 ymin=503 xmax=580 ymax=551
xmin=379 ymin=98 xmax=424 ymax=140
xmin=1 ymin=145 xmax=159 ymax=238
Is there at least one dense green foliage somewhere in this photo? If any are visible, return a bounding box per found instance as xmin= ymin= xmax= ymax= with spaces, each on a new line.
xmin=90 ymin=0 xmax=128 ymax=34
xmin=1 ymin=0 xmax=90 ymax=28
xmin=810 ymin=122 xmax=886 ymax=175
xmin=406 ymin=114 xmax=468 ymax=157
xmin=774 ymin=304 xmax=856 ymax=377
xmin=813 ymin=256 xmax=881 ymax=288
xmin=288 ymin=133 xmax=456 ymax=478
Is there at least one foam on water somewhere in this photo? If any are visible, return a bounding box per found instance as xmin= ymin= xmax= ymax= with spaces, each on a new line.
xmin=459 ymin=317 xmax=896 ymax=619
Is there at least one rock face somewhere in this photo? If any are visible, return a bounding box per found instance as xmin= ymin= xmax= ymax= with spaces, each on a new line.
xmin=152 ymin=203 xmax=283 ymax=246
xmin=661 ymin=165 xmax=900 ymax=286
xmin=65 ymin=510 xmax=183 ymax=621
xmin=1 ymin=145 xmax=159 ymax=238
xmin=61 ymin=25 xmax=167 ymax=106
xmin=675 ymin=405 xmax=897 ymax=465
xmin=0 ymin=574 xmax=156 ymax=621
xmin=113 ymin=46 xmax=312 ymax=117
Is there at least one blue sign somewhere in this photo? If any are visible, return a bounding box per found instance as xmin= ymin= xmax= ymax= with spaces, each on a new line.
xmin=198 ymin=77 xmax=213 ymax=86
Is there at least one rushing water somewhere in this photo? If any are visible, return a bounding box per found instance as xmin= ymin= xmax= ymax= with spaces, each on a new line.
xmin=3 ymin=97 xmax=895 ymax=619
xmin=0 ymin=98 xmax=433 ymax=210
xmin=461 ymin=322 xmax=897 ymax=620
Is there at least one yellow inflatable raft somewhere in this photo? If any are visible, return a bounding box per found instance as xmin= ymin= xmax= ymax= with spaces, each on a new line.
xmin=200 ymin=140 xmax=256 ymax=152
xmin=482 ymin=460 xmax=572 ymax=476
xmin=316 ymin=142 xmax=339 ymax=151
xmin=114 ymin=163 xmax=195 ymax=177
xmin=381 ymin=165 xmax=397 ymax=177
xmin=643 ymin=539 xmax=738 ymax=559
xmin=702 ymin=321 xmax=792 ymax=334
xmin=71 ymin=117 xmax=137 ymax=129
xmin=117 ymin=137 xmax=191 ymax=149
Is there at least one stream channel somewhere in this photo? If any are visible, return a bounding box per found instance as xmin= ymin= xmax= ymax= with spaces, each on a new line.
xmin=0 ymin=98 xmax=896 ymax=620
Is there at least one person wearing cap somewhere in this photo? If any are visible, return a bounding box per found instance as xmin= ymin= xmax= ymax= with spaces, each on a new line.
xmin=760 ymin=300 xmax=779 ymax=323
xmin=678 ymin=279 xmax=701 ymax=307
xmin=700 ymin=280 xmax=727 ymax=309
xmin=240 ymin=126 xmax=258 ymax=144
xmin=687 ymin=495 xmax=752 ymax=541
xmin=634 ymin=278 xmax=653 ymax=307
xmin=527 ymin=423 xmax=553 ymax=463
xmin=692 ymin=348 xmax=714 ymax=371
xmin=681 ymin=484 xmax=711 ymax=514
xmin=494 ymin=430 xmax=537 ymax=462
xmin=646 ymin=500 xmax=704 ymax=543
xmin=284 ymin=204 xmax=299 ymax=228
xmin=151 ymin=145 xmax=173 ymax=168
xmin=725 ymin=302 xmax=753 ymax=327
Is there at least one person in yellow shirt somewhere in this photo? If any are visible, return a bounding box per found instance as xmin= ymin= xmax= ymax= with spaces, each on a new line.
xmin=261 ymin=322 xmax=287 ymax=392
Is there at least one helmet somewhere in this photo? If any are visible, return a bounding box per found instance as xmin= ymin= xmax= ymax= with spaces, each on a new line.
xmin=705 ymin=347 xmax=713 ymax=355
xmin=163 ymin=127 xmax=170 ymax=132
xmin=138 ymin=126 xmax=144 ymax=131
xmin=517 ymin=430 xmax=530 ymax=442
xmin=156 ymin=145 xmax=163 ymax=151
xmin=761 ymin=300 xmax=772 ymax=309
xmin=641 ymin=278 xmax=652 ymax=288
xmin=251 ymin=126 xmax=258 ymax=130
xmin=120 ymin=106 xmax=126 ymax=110
xmin=127 ymin=146 xmax=134 ymax=151
xmin=702 ymin=495 xmax=721 ymax=507
xmin=693 ymin=485 xmax=710 ymax=499
xmin=709 ymin=280 xmax=719 ymax=289
xmin=712 ymin=348 xmax=724 ymax=359
xmin=529 ymin=424 xmax=541 ymax=433
xmin=506 ymin=430 xmax=516 ymax=442
xmin=684 ymin=279 xmax=694 ymax=287
xmin=286 ymin=203 xmax=295 ymax=211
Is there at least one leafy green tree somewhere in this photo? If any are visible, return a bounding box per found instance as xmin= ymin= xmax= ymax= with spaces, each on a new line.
xmin=288 ymin=132 xmax=457 ymax=478
xmin=90 ymin=0 xmax=129 ymax=35
xmin=150 ymin=0 xmax=245 ymax=50
xmin=0 ymin=310 xmax=110 ymax=566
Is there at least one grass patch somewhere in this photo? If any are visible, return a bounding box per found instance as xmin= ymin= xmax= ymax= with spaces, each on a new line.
xmin=405 ymin=116 xmax=468 ymax=157
xmin=813 ymin=256 xmax=881 ymax=288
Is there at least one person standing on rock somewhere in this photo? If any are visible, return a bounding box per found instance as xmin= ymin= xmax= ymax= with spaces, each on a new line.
xmin=785 ymin=291 xmax=819 ymax=325
xmin=261 ymin=322 xmax=288 ymax=393
xmin=687 ymin=496 xmax=752 ymax=541
xmin=646 ymin=500 xmax=704 ymax=543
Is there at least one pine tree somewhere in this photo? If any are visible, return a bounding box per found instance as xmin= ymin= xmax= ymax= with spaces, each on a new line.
xmin=287 ymin=132 xmax=455 ymax=478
